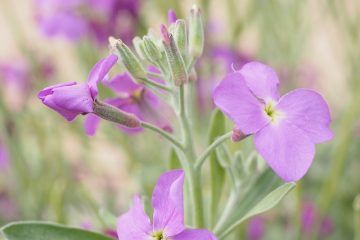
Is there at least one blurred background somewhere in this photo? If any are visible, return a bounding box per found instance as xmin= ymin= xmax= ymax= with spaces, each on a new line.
xmin=0 ymin=0 xmax=359 ymax=239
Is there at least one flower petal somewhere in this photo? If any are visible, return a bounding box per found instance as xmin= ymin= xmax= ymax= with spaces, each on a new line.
xmin=213 ymin=72 xmax=270 ymax=135
xmin=117 ymin=196 xmax=152 ymax=240
xmin=254 ymin=120 xmax=315 ymax=182
xmin=152 ymin=170 xmax=185 ymax=236
xmin=87 ymin=54 xmax=118 ymax=98
xmin=172 ymin=229 xmax=217 ymax=240
xmin=239 ymin=62 xmax=280 ymax=101
xmin=276 ymin=89 xmax=333 ymax=143
xmin=84 ymin=114 xmax=101 ymax=136
xmin=39 ymin=82 xmax=93 ymax=121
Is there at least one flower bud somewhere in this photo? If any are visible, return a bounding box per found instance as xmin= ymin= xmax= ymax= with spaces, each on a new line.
xmin=132 ymin=36 xmax=147 ymax=60
xmin=168 ymin=9 xmax=177 ymax=24
xmin=160 ymin=24 xmax=188 ymax=86
xmin=110 ymin=37 xmax=146 ymax=83
xmin=143 ymin=36 xmax=163 ymax=63
xmin=231 ymin=127 xmax=248 ymax=142
xmin=93 ymin=99 xmax=141 ymax=128
xmin=173 ymin=20 xmax=188 ymax=61
xmin=189 ymin=5 xmax=204 ymax=58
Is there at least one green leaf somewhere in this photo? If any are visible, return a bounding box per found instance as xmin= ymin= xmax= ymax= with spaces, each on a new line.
xmin=214 ymin=169 xmax=289 ymax=237
xmin=0 ymin=222 xmax=113 ymax=240
xmin=208 ymin=109 xmax=227 ymax=227
xmin=219 ymin=181 xmax=296 ymax=238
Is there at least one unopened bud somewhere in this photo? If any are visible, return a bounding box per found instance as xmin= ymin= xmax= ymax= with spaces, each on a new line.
xmin=189 ymin=5 xmax=204 ymax=58
xmin=173 ymin=20 xmax=188 ymax=61
xmin=110 ymin=37 xmax=146 ymax=83
xmin=93 ymin=99 xmax=141 ymax=128
xmin=231 ymin=127 xmax=248 ymax=142
xmin=132 ymin=37 xmax=147 ymax=60
xmin=160 ymin=24 xmax=188 ymax=86
xmin=168 ymin=9 xmax=177 ymax=24
xmin=143 ymin=36 xmax=163 ymax=63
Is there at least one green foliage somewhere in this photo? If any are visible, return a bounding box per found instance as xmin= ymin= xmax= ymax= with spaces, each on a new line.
xmin=0 ymin=222 xmax=113 ymax=240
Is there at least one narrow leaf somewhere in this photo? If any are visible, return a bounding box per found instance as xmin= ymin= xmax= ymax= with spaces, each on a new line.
xmin=219 ymin=182 xmax=296 ymax=238
xmin=0 ymin=222 xmax=113 ymax=240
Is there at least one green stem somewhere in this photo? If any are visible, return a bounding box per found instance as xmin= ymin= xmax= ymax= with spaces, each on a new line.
xmin=195 ymin=132 xmax=232 ymax=170
xmin=354 ymin=195 xmax=360 ymax=240
xmin=141 ymin=77 xmax=173 ymax=92
xmin=141 ymin=122 xmax=184 ymax=151
xmin=178 ymin=85 xmax=204 ymax=227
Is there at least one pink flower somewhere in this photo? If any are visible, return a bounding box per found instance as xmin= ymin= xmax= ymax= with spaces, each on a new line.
xmin=117 ymin=170 xmax=217 ymax=240
xmin=38 ymin=54 xmax=118 ymax=121
xmin=213 ymin=62 xmax=333 ymax=181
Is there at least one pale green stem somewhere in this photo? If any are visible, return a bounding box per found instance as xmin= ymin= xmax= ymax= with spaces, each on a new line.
xmin=178 ymin=85 xmax=204 ymax=227
xmin=195 ymin=132 xmax=233 ymax=170
xmin=141 ymin=122 xmax=184 ymax=151
xmin=140 ymin=77 xmax=173 ymax=92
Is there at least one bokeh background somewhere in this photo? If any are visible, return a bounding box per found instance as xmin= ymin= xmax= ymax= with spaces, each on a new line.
xmin=0 ymin=0 xmax=359 ymax=239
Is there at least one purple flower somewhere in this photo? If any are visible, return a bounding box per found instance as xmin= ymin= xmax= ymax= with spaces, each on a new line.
xmin=35 ymin=0 xmax=140 ymax=44
xmin=0 ymin=143 xmax=9 ymax=170
xmin=213 ymin=62 xmax=333 ymax=181
xmin=247 ymin=216 xmax=265 ymax=240
xmin=117 ymin=170 xmax=217 ymax=240
xmin=84 ymin=67 xmax=171 ymax=136
xmin=38 ymin=54 xmax=118 ymax=121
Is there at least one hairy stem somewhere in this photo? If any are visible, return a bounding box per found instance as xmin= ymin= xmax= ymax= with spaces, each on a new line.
xmin=195 ymin=132 xmax=232 ymax=170
xmin=141 ymin=122 xmax=184 ymax=151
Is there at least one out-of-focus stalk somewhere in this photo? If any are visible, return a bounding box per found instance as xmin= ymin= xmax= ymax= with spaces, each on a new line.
xmin=354 ymin=195 xmax=360 ymax=240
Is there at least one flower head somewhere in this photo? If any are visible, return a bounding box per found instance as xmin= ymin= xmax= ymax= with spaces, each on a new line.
xmin=117 ymin=170 xmax=217 ymax=240
xmin=38 ymin=54 xmax=118 ymax=121
xmin=213 ymin=62 xmax=333 ymax=181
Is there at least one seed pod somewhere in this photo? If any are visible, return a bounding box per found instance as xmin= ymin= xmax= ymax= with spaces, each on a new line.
xmin=189 ymin=5 xmax=204 ymax=58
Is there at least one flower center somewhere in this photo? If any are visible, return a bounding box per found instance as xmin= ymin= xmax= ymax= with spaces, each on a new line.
xmin=264 ymin=103 xmax=276 ymax=119
xmin=131 ymin=87 xmax=145 ymax=102
xmin=264 ymin=101 xmax=284 ymax=124
xmin=152 ymin=231 xmax=166 ymax=240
